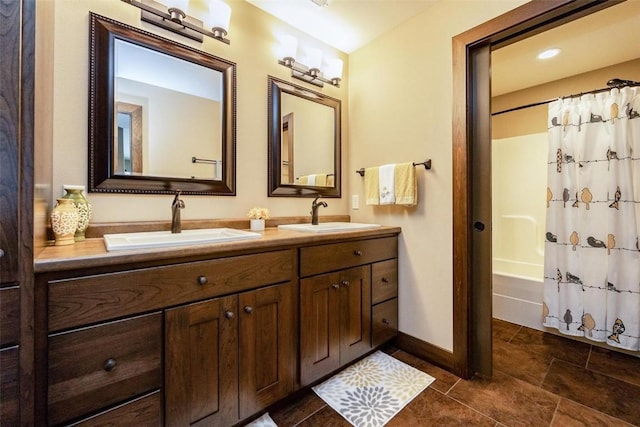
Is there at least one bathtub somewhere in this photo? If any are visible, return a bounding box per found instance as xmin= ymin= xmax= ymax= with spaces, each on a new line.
xmin=492 ymin=258 xmax=544 ymax=331
xmin=492 ymin=133 xmax=548 ymax=331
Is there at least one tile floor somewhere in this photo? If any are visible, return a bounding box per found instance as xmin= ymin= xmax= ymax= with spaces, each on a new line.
xmin=267 ymin=319 xmax=640 ymax=426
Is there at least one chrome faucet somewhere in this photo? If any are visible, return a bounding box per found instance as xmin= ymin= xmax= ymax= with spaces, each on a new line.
xmin=310 ymin=195 xmax=328 ymax=225
xmin=171 ymin=190 xmax=185 ymax=234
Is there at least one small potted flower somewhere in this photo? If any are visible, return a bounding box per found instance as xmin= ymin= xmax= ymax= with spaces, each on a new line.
xmin=247 ymin=207 xmax=270 ymax=231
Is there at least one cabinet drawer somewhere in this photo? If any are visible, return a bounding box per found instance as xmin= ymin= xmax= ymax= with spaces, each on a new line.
xmin=0 ymin=347 xmax=19 ymax=425
xmin=48 ymin=313 xmax=162 ymax=425
xmin=372 ymin=299 xmax=398 ymax=347
xmin=372 ymin=259 xmax=398 ymax=304
xmin=0 ymin=286 xmax=19 ymax=347
xmin=49 ymin=250 xmax=294 ymax=331
xmin=72 ymin=391 xmax=161 ymax=426
xmin=300 ymin=237 xmax=397 ymax=277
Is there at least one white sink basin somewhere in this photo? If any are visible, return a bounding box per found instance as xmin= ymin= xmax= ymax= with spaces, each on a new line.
xmin=103 ymin=228 xmax=262 ymax=251
xmin=278 ymin=222 xmax=381 ymax=233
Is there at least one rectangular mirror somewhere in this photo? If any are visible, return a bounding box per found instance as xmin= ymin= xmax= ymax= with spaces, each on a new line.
xmin=268 ymin=76 xmax=341 ymax=197
xmin=89 ymin=13 xmax=236 ymax=195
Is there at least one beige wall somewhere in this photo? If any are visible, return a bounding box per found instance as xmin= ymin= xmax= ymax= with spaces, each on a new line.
xmin=348 ymin=0 xmax=527 ymax=351
xmin=39 ymin=0 xmax=348 ymax=222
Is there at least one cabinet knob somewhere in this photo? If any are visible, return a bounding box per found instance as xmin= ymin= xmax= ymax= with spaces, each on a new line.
xmin=341 ymin=280 xmax=350 ymax=287
xmin=0 ymin=249 xmax=4 ymax=258
xmin=103 ymin=358 xmax=117 ymax=372
xmin=244 ymin=306 xmax=253 ymax=314
xmin=382 ymin=318 xmax=391 ymax=325
xmin=332 ymin=284 xmax=340 ymax=289
xmin=197 ymin=276 xmax=208 ymax=285
xmin=353 ymin=250 xmax=363 ymax=256
xmin=225 ymin=311 xmax=234 ymax=319
xmin=381 ymin=277 xmax=389 ymax=283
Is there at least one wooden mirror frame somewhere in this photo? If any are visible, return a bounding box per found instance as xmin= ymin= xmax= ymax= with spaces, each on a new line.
xmin=267 ymin=76 xmax=341 ymax=198
xmin=89 ymin=13 xmax=236 ymax=195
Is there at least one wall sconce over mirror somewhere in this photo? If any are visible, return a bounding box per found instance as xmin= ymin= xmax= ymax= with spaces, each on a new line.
xmin=121 ymin=0 xmax=231 ymax=44
xmin=278 ymin=35 xmax=343 ymax=88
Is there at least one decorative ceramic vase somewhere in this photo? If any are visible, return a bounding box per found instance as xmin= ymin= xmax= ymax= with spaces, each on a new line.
xmin=62 ymin=185 xmax=92 ymax=241
xmin=250 ymin=219 xmax=265 ymax=231
xmin=50 ymin=198 xmax=79 ymax=246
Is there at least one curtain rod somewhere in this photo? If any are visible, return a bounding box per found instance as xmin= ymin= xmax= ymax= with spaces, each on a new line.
xmin=492 ymin=78 xmax=640 ymax=117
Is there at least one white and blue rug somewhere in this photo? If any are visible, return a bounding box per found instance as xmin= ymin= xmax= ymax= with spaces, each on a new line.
xmin=246 ymin=412 xmax=278 ymax=427
xmin=312 ymin=351 xmax=435 ymax=427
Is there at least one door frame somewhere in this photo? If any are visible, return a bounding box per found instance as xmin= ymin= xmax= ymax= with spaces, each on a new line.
xmin=451 ymin=0 xmax=622 ymax=379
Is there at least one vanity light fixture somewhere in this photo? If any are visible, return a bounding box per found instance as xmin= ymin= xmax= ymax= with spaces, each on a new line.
xmin=278 ymin=35 xmax=342 ymax=88
xmin=121 ymin=0 xmax=231 ymax=44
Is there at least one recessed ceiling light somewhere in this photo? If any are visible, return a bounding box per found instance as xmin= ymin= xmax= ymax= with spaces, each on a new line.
xmin=537 ymin=48 xmax=561 ymax=60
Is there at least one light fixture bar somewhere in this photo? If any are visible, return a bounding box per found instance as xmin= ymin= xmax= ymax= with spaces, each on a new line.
xmin=278 ymin=59 xmax=341 ymax=88
xmin=122 ymin=0 xmax=230 ymax=44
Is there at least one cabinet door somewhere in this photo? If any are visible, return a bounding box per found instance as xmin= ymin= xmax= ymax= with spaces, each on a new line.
xmin=238 ymin=282 xmax=296 ymax=419
xmin=165 ymin=296 xmax=238 ymax=426
xmin=300 ymin=272 xmax=341 ymax=386
xmin=339 ymin=265 xmax=372 ymax=365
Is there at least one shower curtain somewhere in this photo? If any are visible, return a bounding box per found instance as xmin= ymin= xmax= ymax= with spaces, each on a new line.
xmin=543 ymin=87 xmax=640 ymax=351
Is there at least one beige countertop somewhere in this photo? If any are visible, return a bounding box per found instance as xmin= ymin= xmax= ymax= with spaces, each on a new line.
xmin=35 ymin=224 xmax=401 ymax=274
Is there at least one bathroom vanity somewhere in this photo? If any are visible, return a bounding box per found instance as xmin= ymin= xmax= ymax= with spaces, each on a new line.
xmin=34 ymin=225 xmax=400 ymax=425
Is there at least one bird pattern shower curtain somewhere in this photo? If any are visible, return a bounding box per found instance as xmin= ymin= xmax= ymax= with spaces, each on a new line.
xmin=543 ymin=87 xmax=640 ymax=351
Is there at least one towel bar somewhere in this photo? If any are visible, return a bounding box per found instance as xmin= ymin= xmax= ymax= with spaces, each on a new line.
xmin=356 ymin=159 xmax=431 ymax=176
xmin=192 ymin=157 xmax=220 ymax=165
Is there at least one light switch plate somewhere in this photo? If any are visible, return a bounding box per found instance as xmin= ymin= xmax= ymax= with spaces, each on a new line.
xmin=351 ymin=195 xmax=360 ymax=210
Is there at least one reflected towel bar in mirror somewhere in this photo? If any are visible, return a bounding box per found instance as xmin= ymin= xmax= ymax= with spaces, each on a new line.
xmin=356 ymin=159 xmax=432 ymax=176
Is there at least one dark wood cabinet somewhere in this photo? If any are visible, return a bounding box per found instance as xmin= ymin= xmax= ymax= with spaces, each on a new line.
xmin=238 ymin=282 xmax=296 ymax=418
xmin=1 ymin=0 xmax=35 ymax=424
xmin=165 ymin=295 xmax=238 ymax=426
xmin=165 ymin=282 xmax=296 ymax=425
xmin=47 ymin=313 xmax=162 ymax=425
xmin=299 ymin=236 xmax=398 ymax=386
xmin=36 ymin=231 xmax=399 ymax=425
xmin=300 ymin=266 xmax=371 ymax=386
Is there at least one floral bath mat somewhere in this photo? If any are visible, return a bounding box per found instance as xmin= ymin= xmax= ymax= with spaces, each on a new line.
xmin=312 ymin=351 xmax=435 ymax=426
xmin=246 ymin=412 xmax=277 ymax=427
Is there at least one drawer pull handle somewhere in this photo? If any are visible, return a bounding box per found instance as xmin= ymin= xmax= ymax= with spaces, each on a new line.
xmin=332 ymin=284 xmax=340 ymax=290
xmin=353 ymin=250 xmax=363 ymax=256
xmin=197 ymin=276 xmax=208 ymax=285
xmin=244 ymin=306 xmax=253 ymax=314
xmin=341 ymin=280 xmax=350 ymax=287
xmin=103 ymin=358 xmax=117 ymax=372
xmin=382 ymin=318 xmax=391 ymax=325
xmin=381 ymin=277 xmax=389 ymax=283
xmin=225 ymin=311 xmax=234 ymax=319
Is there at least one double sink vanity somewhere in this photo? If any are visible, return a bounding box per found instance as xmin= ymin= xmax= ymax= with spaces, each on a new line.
xmin=34 ymin=220 xmax=400 ymax=425
xmin=31 ymin=11 xmax=393 ymax=426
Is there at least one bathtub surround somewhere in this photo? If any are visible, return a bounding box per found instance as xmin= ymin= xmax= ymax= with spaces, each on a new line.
xmin=543 ymin=87 xmax=640 ymax=352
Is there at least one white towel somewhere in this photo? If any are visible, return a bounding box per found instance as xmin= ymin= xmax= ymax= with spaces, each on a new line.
xmin=379 ymin=164 xmax=395 ymax=204
xmin=307 ymin=174 xmax=316 ymax=186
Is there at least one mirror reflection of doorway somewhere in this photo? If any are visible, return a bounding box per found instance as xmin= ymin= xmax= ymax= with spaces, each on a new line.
xmin=281 ymin=112 xmax=294 ymax=184
xmin=115 ymin=102 xmax=143 ymax=174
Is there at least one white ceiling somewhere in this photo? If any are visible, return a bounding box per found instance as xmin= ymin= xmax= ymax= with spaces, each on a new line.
xmin=245 ymin=0 xmax=437 ymax=54
xmin=246 ymin=0 xmax=640 ymax=95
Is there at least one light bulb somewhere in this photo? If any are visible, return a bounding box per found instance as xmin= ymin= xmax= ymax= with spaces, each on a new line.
xmin=325 ymin=58 xmax=343 ymax=80
xmin=205 ymin=0 xmax=231 ymax=35
xmin=280 ymin=35 xmax=298 ymax=62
